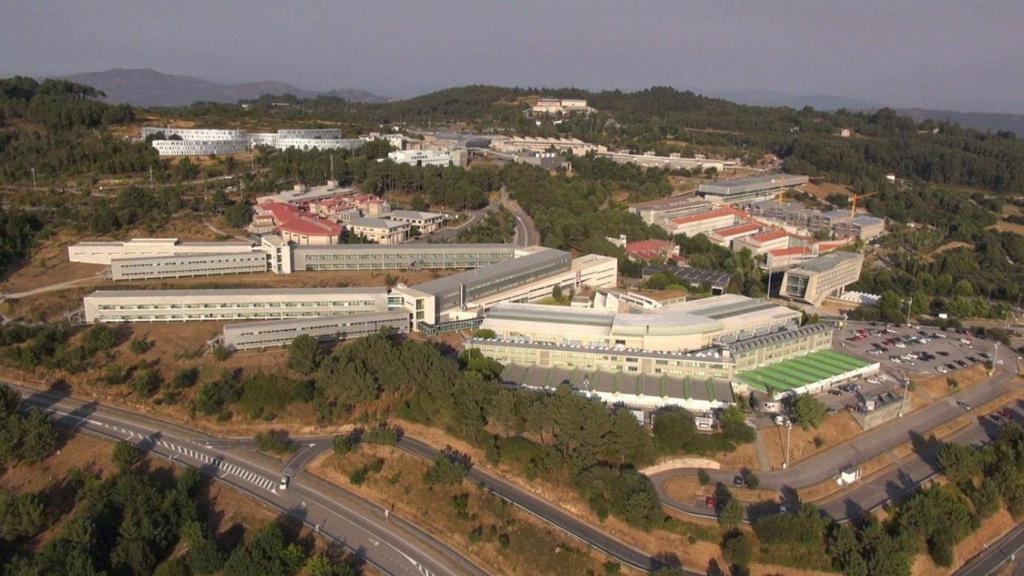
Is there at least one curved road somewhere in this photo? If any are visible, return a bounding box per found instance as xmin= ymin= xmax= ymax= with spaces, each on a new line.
xmin=10 ymin=383 xmax=487 ymax=576
xmin=651 ymin=340 xmax=1020 ymax=523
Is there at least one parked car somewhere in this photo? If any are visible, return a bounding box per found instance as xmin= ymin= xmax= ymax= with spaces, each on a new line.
xmin=705 ymin=496 xmax=717 ymax=509
xmin=957 ymin=401 xmax=972 ymax=411
xmin=734 ymin=476 xmax=745 ymax=488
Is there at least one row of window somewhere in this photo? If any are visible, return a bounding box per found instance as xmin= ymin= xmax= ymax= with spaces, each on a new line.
xmin=96 ymin=300 xmax=379 ymax=310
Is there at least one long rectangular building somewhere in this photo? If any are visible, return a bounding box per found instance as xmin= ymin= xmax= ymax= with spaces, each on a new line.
xmin=698 ymin=174 xmax=809 ymax=204
xmin=286 ymin=243 xmax=517 ymax=273
xmin=110 ymin=251 xmax=269 ymax=281
xmin=392 ymin=249 xmax=617 ymax=329
xmin=69 ymin=238 xmax=256 ymax=266
xmin=83 ymin=287 xmax=393 ymax=323
xmin=222 ymin=311 xmax=410 ymax=350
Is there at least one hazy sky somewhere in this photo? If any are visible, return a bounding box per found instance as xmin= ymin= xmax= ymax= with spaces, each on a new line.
xmin=2 ymin=0 xmax=1022 ymax=113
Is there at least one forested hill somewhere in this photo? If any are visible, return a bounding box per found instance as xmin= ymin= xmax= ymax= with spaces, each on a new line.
xmin=241 ymin=84 xmax=1023 ymax=194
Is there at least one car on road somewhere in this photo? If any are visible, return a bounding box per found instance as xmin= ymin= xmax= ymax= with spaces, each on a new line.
xmin=957 ymin=401 xmax=972 ymax=411
xmin=733 ymin=476 xmax=745 ymax=488
xmin=705 ymin=496 xmax=717 ymax=509
xmin=279 ymin=475 xmax=290 ymax=490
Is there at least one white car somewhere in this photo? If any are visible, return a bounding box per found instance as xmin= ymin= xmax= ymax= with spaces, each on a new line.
xmin=279 ymin=475 xmax=290 ymax=491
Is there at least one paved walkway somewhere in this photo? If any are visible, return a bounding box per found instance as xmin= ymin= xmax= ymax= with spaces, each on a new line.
xmin=753 ymin=430 xmax=772 ymax=471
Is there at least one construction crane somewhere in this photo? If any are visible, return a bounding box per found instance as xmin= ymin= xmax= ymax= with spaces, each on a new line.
xmin=849 ymin=192 xmax=878 ymax=218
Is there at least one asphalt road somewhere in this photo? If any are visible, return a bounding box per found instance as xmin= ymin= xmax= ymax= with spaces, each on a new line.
xmin=231 ymin=435 xmax=683 ymax=574
xmin=956 ymin=522 xmax=1024 ymax=575
xmin=500 ymin=196 xmax=537 ymax=247
xmin=10 ymin=383 xmax=487 ymax=576
xmin=651 ymin=335 xmax=1020 ymax=522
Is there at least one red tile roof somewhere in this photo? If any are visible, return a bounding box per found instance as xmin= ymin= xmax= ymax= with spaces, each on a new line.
xmin=259 ymin=201 xmax=342 ymax=238
xmin=280 ymin=215 xmax=343 ymax=237
xmin=711 ymin=222 xmax=762 ymax=237
xmin=625 ymin=239 xmax=677 ymax=261
xmin=767 ymin=247 xmax=810 ymax=257
xmin=670 ymin=206 xmax=747 ymax=226
xmin=750 ymin=228 xmax=788 ymax=243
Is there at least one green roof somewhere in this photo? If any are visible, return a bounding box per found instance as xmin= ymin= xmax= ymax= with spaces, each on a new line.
xmin=738 ymin=350 xmax=871 ymax=393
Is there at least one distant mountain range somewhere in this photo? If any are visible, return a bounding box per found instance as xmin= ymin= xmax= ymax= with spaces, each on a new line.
xmin=59 ymin=69 xmax=1023 ymax=136
xmin=63 ymin=68 xmax=388 ymax=107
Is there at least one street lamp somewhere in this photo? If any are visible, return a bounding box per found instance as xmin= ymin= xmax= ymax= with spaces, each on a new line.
xmin=905 ymin=296 xmax=913 ymax=328
xmin=783 ymin=419 xmax=793 ymax=469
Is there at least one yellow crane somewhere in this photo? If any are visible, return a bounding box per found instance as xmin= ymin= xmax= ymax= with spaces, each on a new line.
xmin=849 ymin=192 xmax=878 ymax=217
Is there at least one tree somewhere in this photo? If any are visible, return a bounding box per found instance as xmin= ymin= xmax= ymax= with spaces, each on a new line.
xmin=224 ymin=202 xmax=253 ymax=229
xmin=720 ymin=498 xmax=743 ymax=527
xmin=790 ymin=394 xmax=827 ymax=430
xmin=288 ymin=334 xmax=322 ymax=375
xmin=112 ymin=440 xmax=143 ymax=472
xmin=423 ymin=450 xmax=471 ymax=486
xmin=721 ymin=530 xmax=753 ymax=567
xmin=303 ymin=553 xmax=355 ymax=576
xmin=937 ymin=442 xmax=983 ymax=485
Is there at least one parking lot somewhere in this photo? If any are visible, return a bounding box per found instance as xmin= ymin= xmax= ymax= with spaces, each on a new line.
xmin=835 ymin=322 xmax=994 ymax=377
xmin=782 ymin=321 xmax=998 ymax=414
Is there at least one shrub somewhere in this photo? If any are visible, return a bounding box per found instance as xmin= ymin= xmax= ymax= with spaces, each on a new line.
xmin=112 ymin=440 xmax=142 ymax=472
xmin=697 ymin=468 xmax=710 ymax=485
xmin=254 ymin=429 xmax=295 ymax=455
xmin=129 ymin=338 xmax=153 ymax=355
xmin=170 ymin=367 xmax=199 ymax=390
xmin=332 ymin=433 xmax=360 ymax=457
xmin=130 ymin=366 xmax=162 ymax=397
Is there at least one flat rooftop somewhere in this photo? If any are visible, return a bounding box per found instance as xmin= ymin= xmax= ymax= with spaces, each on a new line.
xmin=789 ymin=250 xmax=862 ymax=273
xmin=412 ymin=248 xmax=570 ymax=297
xmin=738 ymin=350 xmax=872 ymax=393
xmin=293 ymin=243 xmax=512 ymax=254
xmin=86 ymin=287 xmax=388 ymax=299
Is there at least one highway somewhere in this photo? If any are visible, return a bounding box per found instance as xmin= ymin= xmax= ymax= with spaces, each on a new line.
xmin=222 ymin=436 xmax=678 ymax=574
xmin=956 ymin=523 xmax=1024 ymax=576
xmin=10 ymin=383 xmax=487 ymax=576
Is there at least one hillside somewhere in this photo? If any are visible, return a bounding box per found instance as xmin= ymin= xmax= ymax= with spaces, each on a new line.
xmin=898 ymin=108 xmax=1024 ymax=137
xmin=63 ymin=68 xmax=388 ymax=107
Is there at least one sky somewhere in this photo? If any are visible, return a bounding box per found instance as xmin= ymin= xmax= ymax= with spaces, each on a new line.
xmin=1 ymin=0 xmax=1022 ymax=113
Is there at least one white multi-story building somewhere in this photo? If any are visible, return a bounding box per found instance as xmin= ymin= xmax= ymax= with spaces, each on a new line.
xmin=387 ymin=210 xmax=447 ymax=234
xmin=223 ymin=311 xmax=410 ymax=350
xmin=110 ymin=252 xmax=269 ymax=281
xmin=142 ymin=126 xmax=364 ymax=156
xmin=141 ymin=127 xmax=247 ymax=141
xmin=68 ymin=238 xmax=256 ymax=266
xmin=83 ymin=287 xmax=393 ymax=323
xmin=491 ymin=137 xmax=605 ymax=157
xmin=151 ymin=139 xmax=251 ymax=156
xmin=386 ymin=149 xmax=461 ymax=167
xmin=530 ymin=98 xmax=593 ymax=115
xmin=348 ymin=217 xmax=410 ymax=244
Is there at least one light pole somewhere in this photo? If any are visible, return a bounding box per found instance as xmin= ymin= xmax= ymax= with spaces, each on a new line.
xmin=783 ymin=419 xmax=793 ymax=469
xmin=30 ymin=167 xmax=36 ymax=188
xmin=897 ymin=373 xmax=909 ymax=418
xmin=905 ymin=296 xmax=913 ymax=328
